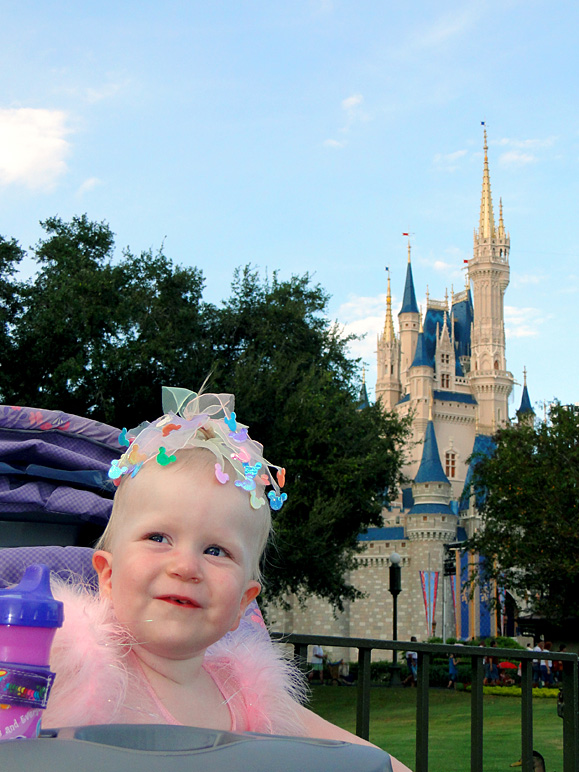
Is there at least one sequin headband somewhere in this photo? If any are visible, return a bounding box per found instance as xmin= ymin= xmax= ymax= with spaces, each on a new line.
xmin=108 ymin=386 xmax=287 ymax=511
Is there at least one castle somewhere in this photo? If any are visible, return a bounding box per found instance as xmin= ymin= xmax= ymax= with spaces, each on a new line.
xmin=269 ymin=131 xmax=534 ymax=653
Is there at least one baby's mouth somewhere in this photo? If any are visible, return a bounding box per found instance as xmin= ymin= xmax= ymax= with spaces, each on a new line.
xmin=158 ymin=596 xmax=200 ymax=608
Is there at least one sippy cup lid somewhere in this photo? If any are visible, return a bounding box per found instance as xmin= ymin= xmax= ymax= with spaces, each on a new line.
xmin=0 ymin=564 xmax=64 ymax=628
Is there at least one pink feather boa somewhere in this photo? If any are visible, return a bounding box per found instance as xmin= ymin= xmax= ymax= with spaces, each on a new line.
xmin=43 ymin=579 xmax=307 ymax=736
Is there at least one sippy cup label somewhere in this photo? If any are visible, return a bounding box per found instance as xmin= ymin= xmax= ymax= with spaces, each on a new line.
xmin=0 ymin=665 xmax=54 ymax=709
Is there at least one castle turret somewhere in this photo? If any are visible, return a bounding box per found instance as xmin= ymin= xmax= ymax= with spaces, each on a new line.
xmin=516 ymin=367 xmax=535 ymax=425
xmin=468 ymin=129 xmax=514 ymax=433
xmin=376 ymin=271 xmax=401 ymax=410
xmin=398 ymin=244 xmax=420 ymax=392
xmin=435 ymin=310 xmax=456 ymax=391
xmin=406 ymin=409 xmax=457 ymax=641
xmin=408 ymin=313 xmax=433 ymax=436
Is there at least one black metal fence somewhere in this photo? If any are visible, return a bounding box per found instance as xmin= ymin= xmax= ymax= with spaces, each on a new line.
xmin=271 ymin=633 xmax=579 ymax=772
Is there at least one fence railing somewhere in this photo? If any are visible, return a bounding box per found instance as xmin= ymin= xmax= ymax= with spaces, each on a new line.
xmin=271 ymin=632 xmax=579 ymax=772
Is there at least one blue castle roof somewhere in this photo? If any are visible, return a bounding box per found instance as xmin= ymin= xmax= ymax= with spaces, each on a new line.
xmin=451 ymin=291 xmax=473 ymax=360
xmin=399 ymin=260 xmax=419 ymax=314
xmin=411 ymin=331 xmax=430 ymax=368
xmin=518 ymin=383 xmax=533 ymax=415
xmin=414 ymin=420 xmax=450 ymax=484
xmin=408 ymin=502 xmax=454 ymax=516
xmin=357 ymin=381 xmax=370 ymax=410
xmin=358 ymin=526 xmax=406 ymax=541
xmin=459 ymin=434 xmax=496 ymax=511
xmin=433 ymin=390 xmax=477 ymax=405
xmin=410 ymin=305 xmax=468 ymax=376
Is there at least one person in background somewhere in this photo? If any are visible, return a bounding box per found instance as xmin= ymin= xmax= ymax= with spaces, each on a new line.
xmin=403 ymin=636 xmax=418 ymax=687
xmin=540 ymin=641 xmax=552 ymax=687
xmin=308 ymin=644 xmax=327 ymax=685
xmin=532 ymin=641 xmax=543 ymax=688
xmin=552 ymin=643 xmax=567 ymax=684
xmin=447 ymin=649 xmax=460 ymax=689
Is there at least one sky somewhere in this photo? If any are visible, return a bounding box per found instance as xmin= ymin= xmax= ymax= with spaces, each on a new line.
xmin=1 ymin=0 xmax=578 ymax=414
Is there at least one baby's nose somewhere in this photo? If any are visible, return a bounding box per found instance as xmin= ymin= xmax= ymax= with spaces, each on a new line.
xmin=168 ymin=550 xmax=202 ymax=582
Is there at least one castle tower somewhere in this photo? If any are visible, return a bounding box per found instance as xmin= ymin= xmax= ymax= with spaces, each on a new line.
xmin=408 ymin=313 xmax=433 ymax=438
xmin=406 ymin=408 xmax=458 ymax=638
xmin=398 ymin=244 xmax=420 ymax=392
xmin=468 ymin=129 xmax=514 ymax=433
xmin=516 ymin=367 xmax=535 ymax=425
xmin=376 ymin=271 xmax=401 ymax=411
xmin=434 ymin=310 xmax=456 ymax=392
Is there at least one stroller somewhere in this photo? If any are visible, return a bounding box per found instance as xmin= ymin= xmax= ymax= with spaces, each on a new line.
xmin=0 ymin=402 xmax=392 ymax=771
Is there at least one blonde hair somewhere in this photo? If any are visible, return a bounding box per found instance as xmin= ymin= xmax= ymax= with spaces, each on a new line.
xmin=96 ymin=448 xmax=271 ymax=583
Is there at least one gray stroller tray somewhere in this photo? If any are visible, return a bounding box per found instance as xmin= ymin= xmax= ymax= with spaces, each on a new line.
xmin=0 ymin=723 xmax=393 ymax=772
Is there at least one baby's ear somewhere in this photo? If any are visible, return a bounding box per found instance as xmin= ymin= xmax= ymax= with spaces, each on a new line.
xmin=230 ymin=581 xmax=261 ymax=631
xmin=93 ymin=550 xmax=114 ymax=599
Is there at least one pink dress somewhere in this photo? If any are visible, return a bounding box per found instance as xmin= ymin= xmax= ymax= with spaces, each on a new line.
xmin=43 ymin=580 xmax=306 ymax=736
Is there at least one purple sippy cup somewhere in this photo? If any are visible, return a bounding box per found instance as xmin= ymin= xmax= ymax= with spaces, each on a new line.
xmin=0 ymin=564 xmax=63 ymax=741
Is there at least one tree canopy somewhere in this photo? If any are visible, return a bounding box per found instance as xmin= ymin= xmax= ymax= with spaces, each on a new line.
xmin=0 ymin=215 xmax=411 ymax=609
xmin=468 ymin=402 xmax=579 ymax=623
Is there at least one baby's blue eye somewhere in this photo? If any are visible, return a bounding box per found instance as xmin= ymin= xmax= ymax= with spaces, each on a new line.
xmin=147 ymin=533 xmax=169 ymax=543
xmin=204 ymin=545 xmax=226 ymax=557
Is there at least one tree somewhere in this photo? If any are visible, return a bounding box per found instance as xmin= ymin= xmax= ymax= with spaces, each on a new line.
xmin=8 ymin=215 xmax=125 ymax=417
xmin=6 ymin=216 xmax=209 ymax=426
xmin=0 ymin=235 xmax=25 ymax=400
xmin=208 ymin=267 xmax=412 ymax=609
xmin=468 ymin=402 xmax=579 ymax=622
xmin=4 ymin=218 xmax=411 ymax=609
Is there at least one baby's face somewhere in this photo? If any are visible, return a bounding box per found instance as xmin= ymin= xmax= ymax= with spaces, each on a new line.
xmin=94 ymin=460 xmax=261 ymax=660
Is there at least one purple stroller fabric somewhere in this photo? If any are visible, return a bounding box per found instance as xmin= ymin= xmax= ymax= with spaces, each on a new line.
xmin=0 ymin=404 xmax=123 ymax=528
xmin=0 ymin=546 xmax=98 ymax=589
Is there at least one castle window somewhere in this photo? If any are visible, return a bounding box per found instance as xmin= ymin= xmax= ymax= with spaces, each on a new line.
xmin=445 ymin=451 xmax=456 ymax=478
xmin=441 ymin=353 xmax=450 ymax=364
xmin=494 ymin=360 xmax=499 ymax=370
xmin=423 ymin=516 xmax=428 ymax=522
xmin=441 ymin=373 xmax=450 ymax=388
xmin=396 ymin=516 xmax=400 ymax=524
xmin=391 ymin=364 xmax=394 ymax=374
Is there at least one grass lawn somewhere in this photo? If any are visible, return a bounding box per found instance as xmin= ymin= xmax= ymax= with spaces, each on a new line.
xmin=308 ymin=686 xmax=563 ymax=771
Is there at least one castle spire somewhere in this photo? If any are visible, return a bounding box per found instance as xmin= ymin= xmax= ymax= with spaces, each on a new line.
xmin=497 ymin=197 xmax=505 ymax=240
xmin=384 ymin=269 xmax=396 ymax=341
xmin=517 ymin=366 xmax=534 ymax=420
xmin=414 ymin=420 xmax=449 ymax=485
xmin=478 ymin=128 xmax=496 ymax=240
xmin=399 ymin=245 xmax=419 ymax=315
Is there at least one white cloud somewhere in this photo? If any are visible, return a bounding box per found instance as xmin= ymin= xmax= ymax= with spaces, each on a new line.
xmin=342 ymin=94 xmax=363 ymax=112
xmin=504 ymin=305 xmax=545 ymax=338
xmin=323 ymin=93 xmax=369 ymax=148
xmin=496 ymin=136 xmax=556 ymax=150
xmin=337 ymin=293 xmax=388 ymax=323
xmin=0 ymin=108 xmax=71 ymax=190
xmin=60 ymin=78 xmax=129 ymax=105
xmin=84 ymin=82 xmax=125 ymax=104
xmin=512 ymin=272 xmax=541 ymax=287
xmin=394 ymin=5 xmax=481 ymax=58
xmin=433 ymin=149 xmax=467 ymax=172
xmin=76 ymin=176 xmax=103 ymax=196
xmin=495 ymin=136 xmax=557 ymax=168
xmin=323 ymin=138 xmax=347 ymax=149
xmin=312 ymin=0 xmax=334 ymax=15
xmin=433 ymin=260 xmax=453 ymax=272
xmin=499 ymin=151 xmax=536 ymax=167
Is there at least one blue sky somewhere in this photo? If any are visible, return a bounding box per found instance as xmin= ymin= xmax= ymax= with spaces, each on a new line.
xmin=1 ymin=0 xmax=577 ymax=413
